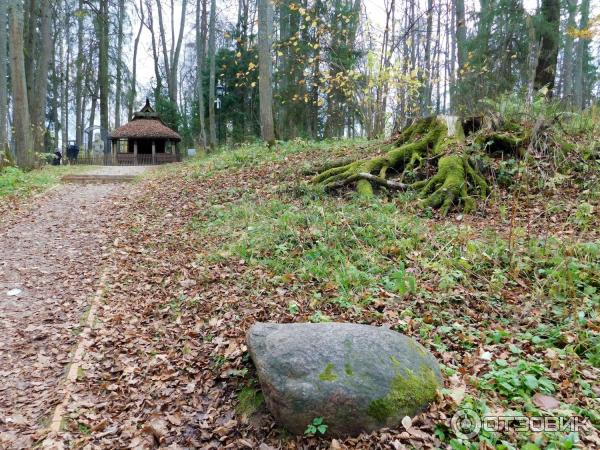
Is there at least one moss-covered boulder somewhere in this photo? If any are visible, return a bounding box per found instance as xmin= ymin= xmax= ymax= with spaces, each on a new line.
xmin=246 ymin=322 xmax=442 ymax=437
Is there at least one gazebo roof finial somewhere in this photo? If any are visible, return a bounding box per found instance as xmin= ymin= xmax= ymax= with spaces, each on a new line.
xmin=141 ymin=98 xmax=155 ymax=114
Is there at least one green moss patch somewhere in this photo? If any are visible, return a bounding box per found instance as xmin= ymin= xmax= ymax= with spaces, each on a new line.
xmin=236 ymin=386 xmax=264 ymax=418
xmin=319 ymin=363 xmax=338 ymax=382
xmin=367 ymin=366 xmax=439 ymax=423
xmin=344 ymin=363 xmax=353 ymax=376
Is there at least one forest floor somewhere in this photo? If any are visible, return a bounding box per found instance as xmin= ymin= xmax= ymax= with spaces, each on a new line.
xmin=30 ymin=139 xmax=597 ymax=450
xmin=1 ymin=140 xmax=598 ymax=449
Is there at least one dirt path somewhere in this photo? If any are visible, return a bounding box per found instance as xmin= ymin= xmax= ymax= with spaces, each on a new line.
xmin=0 ymin=169 xmax=146 ymax=448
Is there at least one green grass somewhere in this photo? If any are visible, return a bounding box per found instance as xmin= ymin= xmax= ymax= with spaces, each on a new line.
xmin=0 ymin=165 xmax=87 ymax=198
xmin=185 ymin=138 xmax=599 ymax=448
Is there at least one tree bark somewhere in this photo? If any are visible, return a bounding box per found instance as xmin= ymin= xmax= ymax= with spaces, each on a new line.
xmin=454 ymin=0 xmax=467 ymax=73
xmin=144 ymin=0 xmax=162 ymax=95
xmin=573 ymin=0 xmax=590 ymax=109
xmin=534 ymin=0 xmax=560 ymax=94
xmin=75 ymin=0 xmax=84 ymax=146
xmin=115 ymin=0 xmax=125 ymax=127
xmin=24 ymin=0 xmax=37 ymax=113
xmin=560 ymin=0 xmax=577 ymax=104
xmin=196 ymin=0 xmax=208 ymax=148
xmin=129 ymin=0 xmax=145 ymax=119
xmin=257 ymin=0 xmax=275 ymax=145
xmin=98 ymin=0 xmax=109 ymax=152
xmin=9 ymin=0 xmax=34 ymax=167
xmin=207 ymin=0 xmax=217 ymax=148
xmin=0 ymin=0 xmax=8 ymax=151
xmin=31 ymin=0 xmax=52 ymax=153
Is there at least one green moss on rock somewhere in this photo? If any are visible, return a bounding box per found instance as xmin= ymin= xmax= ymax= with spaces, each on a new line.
xmin=345 ymin=363 xmax=353 ymax=376
xmin=319 ymin=363 xmax=338 ymax=382
xmin=367 ymin=366 xmax=439 ymax=423
xmin=236 ymin=386 xmax=264 ymax=418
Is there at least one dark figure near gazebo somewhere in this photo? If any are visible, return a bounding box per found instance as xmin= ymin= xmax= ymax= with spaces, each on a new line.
xmin=110 ymin=99 xmax=181 ymax=165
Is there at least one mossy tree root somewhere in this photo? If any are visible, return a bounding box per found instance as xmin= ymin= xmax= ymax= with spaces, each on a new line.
xmin=412 ymin=155 xmax=489 ymax=216
xmin=312 ymin=116 xmax=490 ymax=215
xmin=312 ymin=118 xmax=447 ymax=194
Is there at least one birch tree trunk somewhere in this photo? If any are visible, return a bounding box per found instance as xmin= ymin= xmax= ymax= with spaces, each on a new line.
xmin=0 ymin=0 xmax=8 ymax=151
xmin=257 ymin=0 xmax=275 ymax=145
xmin=207 ymin=0 xmax=217 ymax=148
xmin=9 ymin=0 xmax=34 ymax=167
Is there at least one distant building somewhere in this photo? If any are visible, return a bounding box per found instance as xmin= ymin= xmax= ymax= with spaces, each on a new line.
xmin=110 ymin=99 xmax=182 ymax=165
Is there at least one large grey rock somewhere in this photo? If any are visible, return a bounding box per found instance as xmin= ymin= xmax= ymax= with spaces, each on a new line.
xmin=246 ymin=322 xmax=442 ymax=436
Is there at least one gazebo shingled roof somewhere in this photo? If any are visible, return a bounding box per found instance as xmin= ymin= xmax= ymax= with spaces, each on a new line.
xmin=110 ymin=99 xmax=182 ymax=142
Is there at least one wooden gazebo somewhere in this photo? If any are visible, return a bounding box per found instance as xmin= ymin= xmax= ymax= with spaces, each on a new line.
xmin=110 ymin=99 xmax=181 ymax=165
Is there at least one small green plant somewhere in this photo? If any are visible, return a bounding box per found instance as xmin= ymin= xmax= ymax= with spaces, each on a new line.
xmin=385 ymin=262 xmax=417 ymax=296
xmin=287 ymin=301 xmax=299 ymax=315
xmin=309 ymin=311 xmax=331 ymax=323
xmin=570 ymin=202 xmax=594 ymax=230
xmin=304 ymin=417 xmax=328 ymax=435
xmin=480 ymin=359 xmax=555 ymax=400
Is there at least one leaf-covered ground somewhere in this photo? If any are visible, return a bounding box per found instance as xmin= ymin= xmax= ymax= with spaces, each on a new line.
xmin=0 ymin=182 xmax=131 ymax=449
xmin=42 ymin=135 xmax=599 ymax=449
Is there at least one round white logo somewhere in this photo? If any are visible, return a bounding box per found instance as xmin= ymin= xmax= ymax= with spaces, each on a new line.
xmin=451 ymin=409 xmax=482 ymax=439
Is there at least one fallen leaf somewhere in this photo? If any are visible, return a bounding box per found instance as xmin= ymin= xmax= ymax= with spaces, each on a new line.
xmin=532 ymin=393 xmax=560 ymax=410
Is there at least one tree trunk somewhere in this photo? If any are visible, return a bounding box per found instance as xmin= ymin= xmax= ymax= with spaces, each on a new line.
xmin=196 ymin=0 xmax=208 ymax=148
xmin=560 ymin=0 xmax=577 ymax=104
xmin=155 ymin=0 xmax=172 ymax=96
xmin=9 ymin=0 xmax=34 ymax=167
xmin=0 ymin=0 xmax=8 ymax=151
xmin=257 ymin=0 xmax=275 ymax=145
xmin=144 ymin=0 xmax=162 ymax=95
xmin=88 ymin=80 xmax=99 ymax=152
xmin=129 ymin=0 xmax=145 ymax=119
xmin=24 ymin=0 xmax=37 ymax=114
xmin=207 ymin=0 xmax=217 ymax=148
xmin=115 ymin=0 xmax=125 ymax=128
xmin=98 ymin=0 xmax=109 ymax=153
xmin=573 ymin=0 xmax=590 ymax=109
xmin=170 ymin=0 xmax=188 ymax=105
xmin=534 ymin=0 xmax=560 ymax=94
xmin=454 ymin=0 xmax=467 ymax=73
xmin=31 ymin=0 xmax=52 ymax=153
xmin=422 ymin=0 xmax=433 ymax=113
xmin=75 ymin=0 xmax=84 ymax=146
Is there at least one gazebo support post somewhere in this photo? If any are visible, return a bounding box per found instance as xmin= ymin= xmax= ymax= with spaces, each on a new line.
xmin=133 ymin=140 xmax=138 ymax=166
xmin=152 ymin=140 xmax=156 ymax=165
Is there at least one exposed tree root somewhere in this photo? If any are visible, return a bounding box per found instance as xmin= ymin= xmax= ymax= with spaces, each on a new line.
xmin=312 ymin=116 xmax=493 ymax=215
